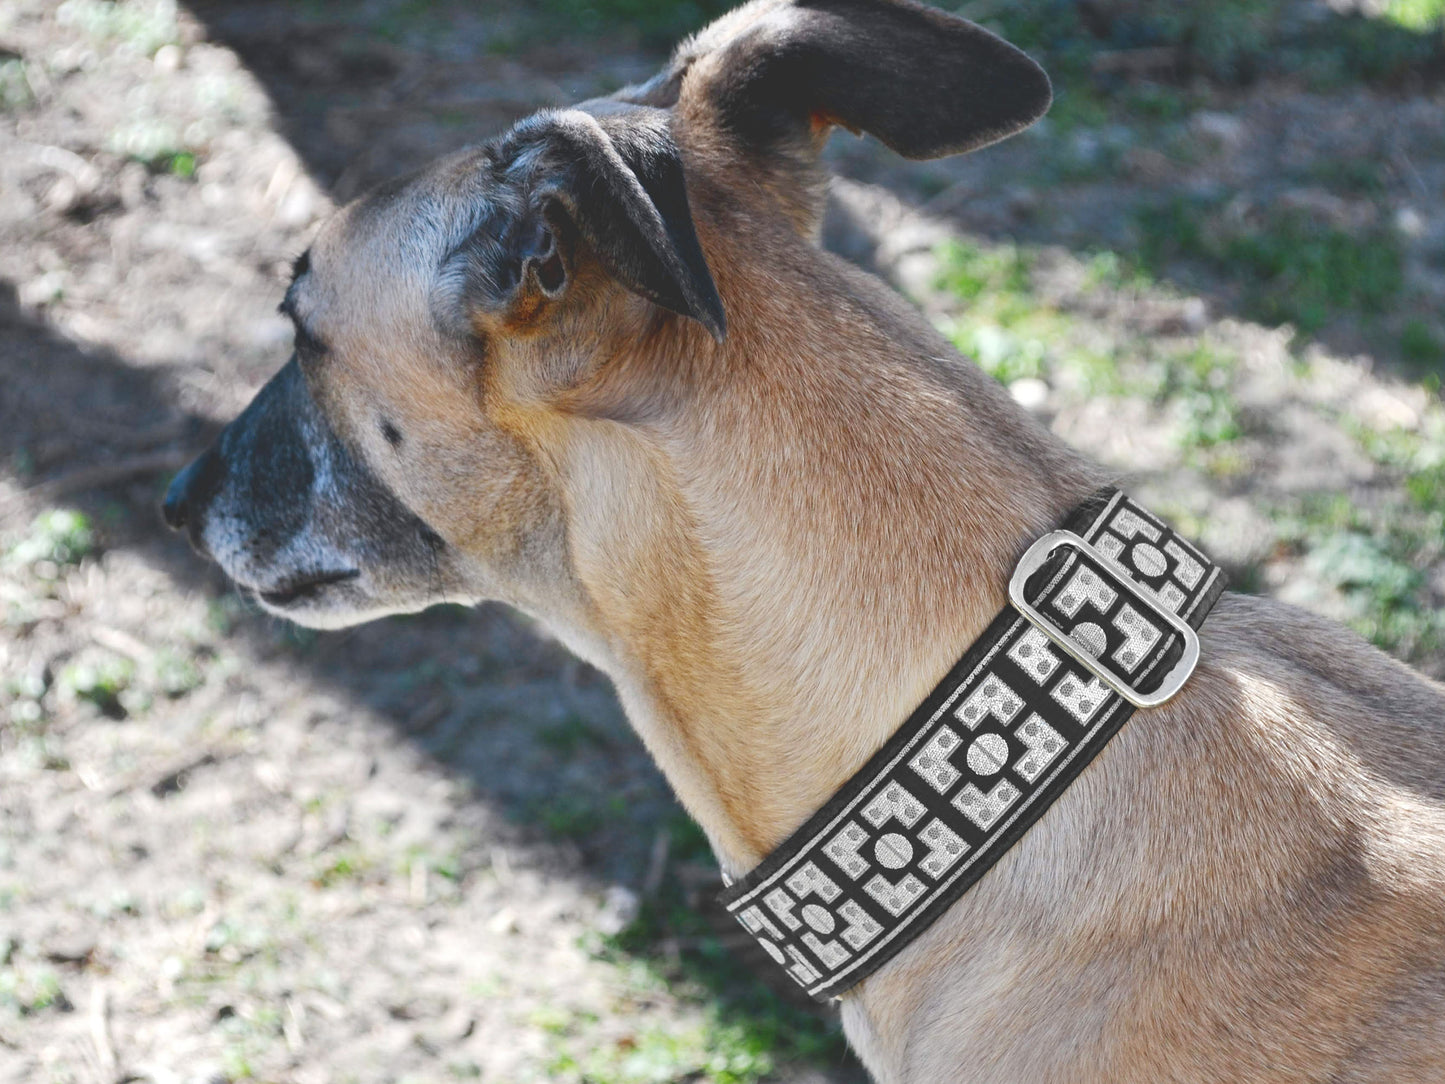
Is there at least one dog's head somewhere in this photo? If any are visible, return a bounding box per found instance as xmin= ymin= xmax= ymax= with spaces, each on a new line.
xmin=162 ymin=0 xmax=1051 ymax=631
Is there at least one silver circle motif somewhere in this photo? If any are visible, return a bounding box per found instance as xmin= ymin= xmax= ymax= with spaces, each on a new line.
xmin=966 ymin=732 xmax=1009 ymax=776
xmin=1131 ymin=542 xmax=1168 ymax=577
xmin=1070 ymin=622 xmax=1107 ymax=657
xmin=761 ymin=940 xmax=786 ymax=964
xmin=874 ymin=832 xmax=914 ymax=870
xmin=802 ymin=904 xmax=836 ymax=934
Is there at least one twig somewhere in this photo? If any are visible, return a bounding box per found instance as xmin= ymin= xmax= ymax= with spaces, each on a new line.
xmin=642 ymin=828 xmax=671 ymax=898
xmin=1091 ymin=46 xmax=1181 ymax=74
xmin=1 ymin=448 xmax=193 ymax=513
xmin=89 ymin=982 xmax=117 ymax=1083
xmin=89 ymin=625 xmax=154 ymax=666
xmin=282 ymin=996 xmax=305 ymax=1054
xmin=105 ymin=746 xmax=233 ymax=800
xmin=1393 ymin=145 xmax=1429 ymax=201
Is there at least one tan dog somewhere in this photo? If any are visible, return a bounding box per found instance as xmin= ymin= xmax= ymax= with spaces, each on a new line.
xmin=161 ymin=1 xmax=1445 ymax=1079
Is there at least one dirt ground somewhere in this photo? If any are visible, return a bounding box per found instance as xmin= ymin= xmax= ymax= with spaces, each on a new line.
xmin=1 ymin=1 xmax=1443 ymax=1082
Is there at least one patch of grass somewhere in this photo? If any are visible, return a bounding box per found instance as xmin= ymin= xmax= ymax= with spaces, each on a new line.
xmin=1401 ymin=319 xmax=1445 ymax=368
xmin=0 ymin=57 xmax=33 ymax=111
xmin=934 ymin=239 xmax=1143 ymax=398
xmin=533 ymin=792 xmax=629 ymax=840
xmin=1137 ymin=201 xmax=1405 ymax=333
xmin=106 ymin=121 xmax=199 ymax=177
xmin=539 ymin=715 xmax=612 ymax=755
xmin=6 ymin=508 xmax=95 ymax=572
xmin=164 ymin=150 xmax=196 ymax=178
xmin=959 ymin=0 xmax=1444 ymax=126
xmin=155 ymin=648 xmax=205 ymax=698
xmin=1279 ymin=496 xmax=1444 ymax=657
xmin=59 ymin=654 xmax=136 ymax=718
xmin=0 ymin=965 xmax=67 ymax=1017
xmin=936 ymin=235 xmax=1251 ymax=418
xmin=590 ymin=815 xmax=848 ymax=1084
xmin=311 ymin=849 xmax=375 ymax=888
xmin=1279 ymin=414 xmax=1445 ymax=659
xmin=401 ymin=844 xmax=463 ymax=884
xmin=56 ymin=0 xmax=180 ymax=57
xmin=538 ymin=0 xmax=730 ymax=42
xmin=1122 ymin=82 xmax=1192 ymax=123
xmin=935 ymin=239 xmax=1071 ymax=387
xmin=1301 ymin=158 xmax=1387 ymax=196
xmin=548 ymin=1019 xmax=783 ymax=1084
xmin=1156 ymin=343 xmax=1243 ymax=450
xmin=1385 ymin=0 xmax=1445 ymax=32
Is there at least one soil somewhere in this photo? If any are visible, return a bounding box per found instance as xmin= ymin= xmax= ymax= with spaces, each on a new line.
xmin=0 ymin=1 xmax=1442 ymax=1082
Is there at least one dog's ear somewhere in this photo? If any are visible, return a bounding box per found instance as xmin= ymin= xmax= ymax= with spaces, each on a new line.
xmin=451 ymin=107 xmax=725 ymax=343
xmin=667 ymin=0 xmax=1051 ymax=161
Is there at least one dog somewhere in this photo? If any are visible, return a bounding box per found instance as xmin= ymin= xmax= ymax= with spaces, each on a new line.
xmin=161 ymin=1 xmax=1445 ymax=1080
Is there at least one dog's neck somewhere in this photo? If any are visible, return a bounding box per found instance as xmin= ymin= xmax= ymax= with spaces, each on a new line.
xmin=546 ymin=230 xmax=1104 ymax=876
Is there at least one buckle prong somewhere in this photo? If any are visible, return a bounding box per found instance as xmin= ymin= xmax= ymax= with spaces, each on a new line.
xmin=1008 ymin=530 xmax=1200 ymax=708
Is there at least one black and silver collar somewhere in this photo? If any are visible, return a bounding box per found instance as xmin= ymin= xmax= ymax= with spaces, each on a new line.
xmin=720 ymin=488 xmax=1226 ymax=1000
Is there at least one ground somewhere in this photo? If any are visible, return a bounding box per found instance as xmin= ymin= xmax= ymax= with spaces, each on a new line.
xmin=0 ymin=1 xmax=1443 ymax=1082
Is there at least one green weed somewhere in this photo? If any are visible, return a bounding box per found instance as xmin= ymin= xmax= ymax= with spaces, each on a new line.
xmin=0 ymin=58 xmax=32 ymax=111
xmin=7 ymin=508 xmax=95 ymax=572
xmin=533 ymin=792 xmax=628 ymax=839
xmin=539 ymin=715 xmax=611 ymax=755
xmin=312 ymin=850 xmax=374 ymax=888
xmin=539 ymin=0 xmax=730 ymax=41
xmin=56 ymin=0 xmax=180 ymax=57
xmin=935 ymin=239 xmax=1058 ymax=385
xmin=0 ymin=965 xmax=66 ymax=1017
xmin=1401 ymin=319 xmax=1445 ymax=368
xmin=1137 ymin=201 xmax=1404 ymax=333
xmin=1302 ymin=158 xmax=1387 ymax=196
xmin=548 ymin=1019 xmax=781 ymax=1084
xmin=590 ymin=816 xmax=848 ymax=1083
xmin=59 ymin=654 xmax=136 ymax=717
xmin=1156 ymin=343 xmax=1243 ymax=450
xmin=1279 ymin=413 xmax=1445 ymax=659
xmin=965 ymin=0 xmax=1443 ymax=90
xmin=155 ymin=648 xmax=205 ymax=698
xmin=107 ymin=120 xmax=198 ymax=176
xmin=1385 ymin=0 xmax=1445 ymax=31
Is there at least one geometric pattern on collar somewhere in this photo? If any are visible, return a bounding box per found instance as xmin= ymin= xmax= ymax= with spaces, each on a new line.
xmin=719 ymin=488 xmax=1226 ymax=1001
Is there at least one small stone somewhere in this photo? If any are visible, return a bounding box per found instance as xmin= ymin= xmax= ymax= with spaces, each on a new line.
xmin=1123 ymin=147 xmax=1173 ymax=182
xmin=1395 ymin=206 xmax=1426 ymax=240
xmin=18 ymin=271 xmax=66 ymax=308
xmin=1180 ymin=297 xmax=1209 ymax=333
xmin=1277 ymin=188 xmax=1355 ymax=229
xmin=594 ymin=885 xmax=639 ymax=936
xmin=43 ymin=935 xmax=94 ymax=964
xmin=485 ymin=907 xmax=518 ymax=935
xmin=1190 ymin=111 xmax=1246 ymax=152
xmin=1009 ymin=378 xmax=1049 ymax=411
xmin=153 ymin=44 xmax=184 ymax=74
xmin=44 ymin=175 xmax=79 ymax=215
xmin=1005 ymin=186 xmax=1039 ymax=219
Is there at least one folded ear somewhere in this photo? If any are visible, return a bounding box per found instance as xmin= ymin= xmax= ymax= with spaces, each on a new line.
xmin=496 ymin=107 xmax=727 ymax=342
xmin=672 ymin=0 xmax=1052 ymax=161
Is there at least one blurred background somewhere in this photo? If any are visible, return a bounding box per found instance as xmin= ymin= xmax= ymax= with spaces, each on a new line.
xmin=0 ymin=1 xmax=1442 ymax=1081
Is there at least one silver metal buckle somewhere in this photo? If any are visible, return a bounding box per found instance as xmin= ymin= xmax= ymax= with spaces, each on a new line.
xmin=1008 ymin=530 xmax=1200 ymax=708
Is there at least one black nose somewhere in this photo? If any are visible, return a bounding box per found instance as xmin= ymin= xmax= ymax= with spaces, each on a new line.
xmin=162 ymin=447 xmax=225 ymax=532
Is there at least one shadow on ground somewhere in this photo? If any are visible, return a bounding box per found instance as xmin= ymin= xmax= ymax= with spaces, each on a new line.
xmin=3 ymin=0 xmax=1444 ymax=1077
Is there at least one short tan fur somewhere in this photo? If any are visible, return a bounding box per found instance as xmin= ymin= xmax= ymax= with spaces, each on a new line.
xmin=163 ymin=2 xmax=1445 ymax=1080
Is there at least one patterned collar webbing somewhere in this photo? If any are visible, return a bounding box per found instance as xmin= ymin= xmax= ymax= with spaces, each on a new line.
xmin=719 ymin=488 xmax=1226 ymax=1001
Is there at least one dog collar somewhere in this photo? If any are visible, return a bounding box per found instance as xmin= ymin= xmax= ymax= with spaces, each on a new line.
xmin=719 ymin=488 xmax=1226 ymax=1000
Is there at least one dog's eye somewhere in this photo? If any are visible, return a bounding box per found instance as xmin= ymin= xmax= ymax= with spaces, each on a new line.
xmin=380 ymin=419 xmax=402 ymax=448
